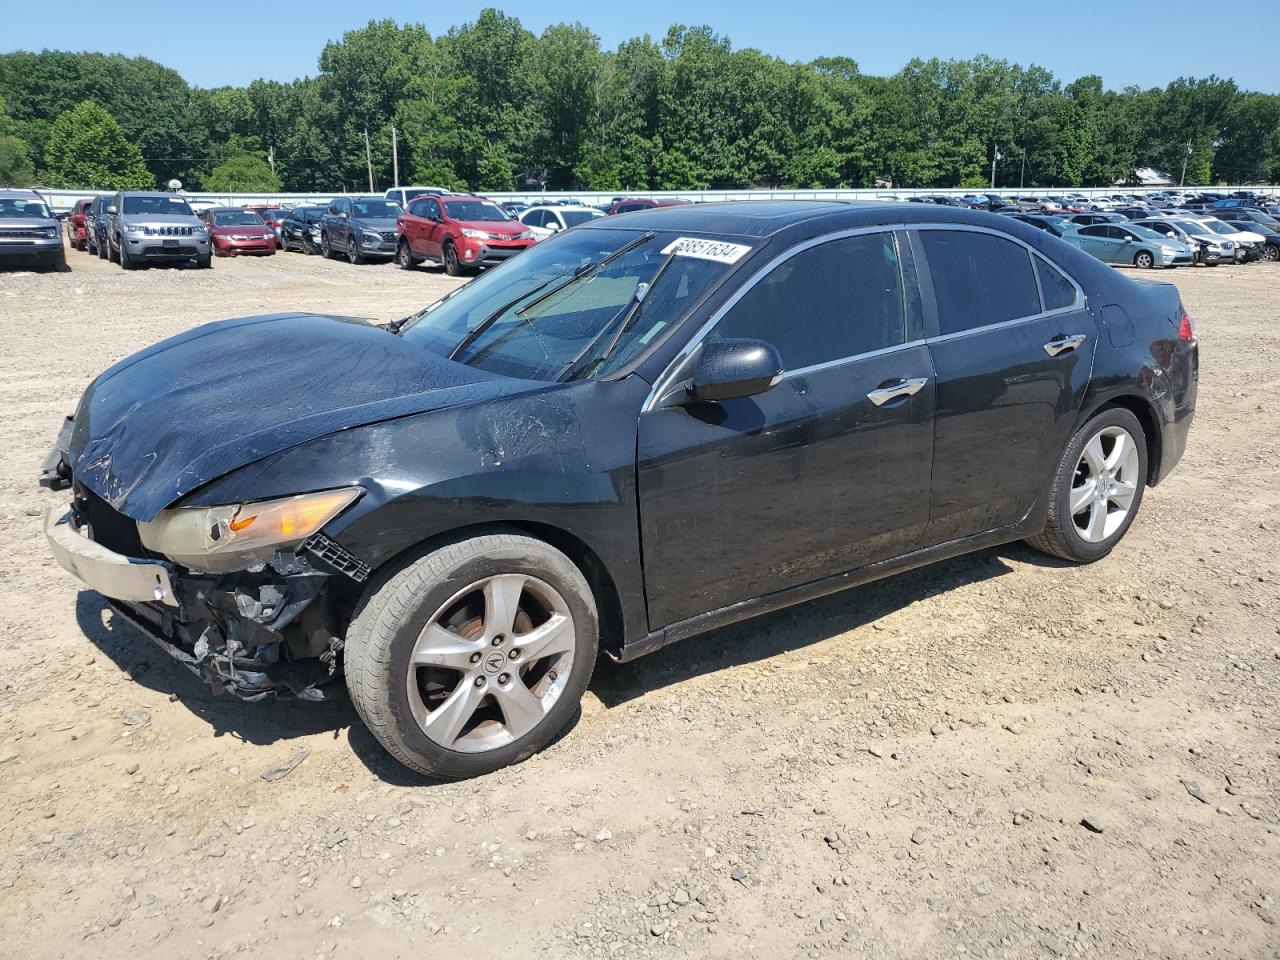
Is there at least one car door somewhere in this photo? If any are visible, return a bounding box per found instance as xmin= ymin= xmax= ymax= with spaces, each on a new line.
xmin=422 ymin=198 xmax=446 ymax=259
xmin=332 ymin=199 xmax=352 ymax=249
xmin=1077 ymin=224 xmax=1116 ymax=261
xmin=912 ymin=226 xmax=1096 ymax=542
xmin=636 ymin=229 xmax=935 ymax=628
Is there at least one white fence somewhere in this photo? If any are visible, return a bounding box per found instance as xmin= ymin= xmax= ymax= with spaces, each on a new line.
xmin=33 ymin=184 xmax=1275 ymax=214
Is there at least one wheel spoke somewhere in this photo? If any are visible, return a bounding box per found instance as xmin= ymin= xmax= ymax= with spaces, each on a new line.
xmin=1103 ymin=431 xmax=1129 ymax=472
xmin=1084 ymin=499 xmax=1108 ymax=542
xmin=1108 ymin=479 xmax=1137 ymax=510
xmin=420 ymin=680 xmax=484 ymax=746
xmin=492 ymin=680 xmax=546 ymax=740
xmin=411 ymin=623 xmax=480 ymax=671
xmin=1081 ymin=436 xmax=1106 ymax=475
xmin=513 ymin=613 xmax=574 ymax=664
xmin=1069 ymin=478 xmax=1097 ymax=515
xmin=484 ymin=575 xmax=525 ymax=639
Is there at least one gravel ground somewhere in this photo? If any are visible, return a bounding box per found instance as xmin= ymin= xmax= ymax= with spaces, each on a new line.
xmin=0 ymin=243 xmax=1277 ymax=960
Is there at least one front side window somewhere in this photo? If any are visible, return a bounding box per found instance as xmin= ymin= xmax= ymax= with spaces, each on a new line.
xmin=919 ymin=230 xmax=1040 ymax=335
xmin=708 ymin=232 xmax=905 ymax=370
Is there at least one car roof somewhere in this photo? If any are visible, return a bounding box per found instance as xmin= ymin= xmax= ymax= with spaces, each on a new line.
xmin=577 ymin=199 xmax=1010 ymax=239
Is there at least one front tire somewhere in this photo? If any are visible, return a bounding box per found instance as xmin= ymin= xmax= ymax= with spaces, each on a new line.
xmin=347 ymin=239 xmax=363 ymax=265
xmin=1027 ymin=407 xmax=1148 ymax=563
xmin=344 ymin=531 xmax=599 ymax=780
xmin=108 ymin=237 xmax=120 ymax=263
xmin=443 ymin=241 xmax=463 ymax=276
xmin=1133 ymin=251 xmax=1154 ymax=269
xmin=321 ymin=233 xmax=335 ymax=259
xmin=196 ymin=253 xmax=211 ymax=269
xmin=396 ymin=239 xmax=417 ymax=270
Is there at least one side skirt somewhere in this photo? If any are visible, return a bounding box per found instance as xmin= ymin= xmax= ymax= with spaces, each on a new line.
xmin=614 ymin=507 xmax=1044 ymax=664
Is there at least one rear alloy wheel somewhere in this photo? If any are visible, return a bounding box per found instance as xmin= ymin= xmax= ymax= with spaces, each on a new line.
xmin=1027 ymin=407 xmax=1147 ymax=563
xmin=396 ymin=238 xmax=417 ymax=270
xmin=345 ymin=531 xmax=598 ymax=779
xmin=1133 ymin=251 xmax=1154 ymax=269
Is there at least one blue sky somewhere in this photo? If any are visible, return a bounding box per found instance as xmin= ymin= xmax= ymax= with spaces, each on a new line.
xmin=9 ymin=0 xmax=1278 ymax=92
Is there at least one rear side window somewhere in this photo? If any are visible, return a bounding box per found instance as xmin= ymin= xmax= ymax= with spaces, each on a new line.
xmin=919 ymin=230 xmax=1041 ymax=335
xmin=709 ymin=232 xmax=906 ymax=370
xmin=1035 ymin=258 xmax=1076 ymax=312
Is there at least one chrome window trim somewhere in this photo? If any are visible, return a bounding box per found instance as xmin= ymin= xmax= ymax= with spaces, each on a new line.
xmin=908 ymin=223 xmax=1086 ymax=344
xmin=641 ymin=225 xmax=907 ymax=412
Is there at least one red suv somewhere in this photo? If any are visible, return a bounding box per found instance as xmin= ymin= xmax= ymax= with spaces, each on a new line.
xmin=396 ymin=195 xmax=536 ymax=275
xmin=66 ymin=198 xmax=92 ymax=251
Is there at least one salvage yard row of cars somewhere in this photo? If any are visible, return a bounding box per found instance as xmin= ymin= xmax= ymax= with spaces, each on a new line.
xmin=7 ymin=184 xmax=1279 ymax=276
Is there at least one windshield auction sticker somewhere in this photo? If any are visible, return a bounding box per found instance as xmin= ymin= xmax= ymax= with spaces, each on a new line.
xmin=660 ymin=237 xmax=752 ymax=264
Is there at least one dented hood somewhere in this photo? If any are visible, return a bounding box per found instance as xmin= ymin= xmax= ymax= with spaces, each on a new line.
xmin=66 ymin=313 xmax=534 ymax=521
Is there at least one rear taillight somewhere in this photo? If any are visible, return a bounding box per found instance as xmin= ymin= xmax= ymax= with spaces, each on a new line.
xmin=1178 ymin=311 xmax=1195 ymax=341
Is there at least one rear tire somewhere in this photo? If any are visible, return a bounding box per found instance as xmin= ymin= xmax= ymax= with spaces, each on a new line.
xmin=1027 ymin=407 xmax=1148 ymax=563
xmin=344 ymin=531 xmax=598 ymax=780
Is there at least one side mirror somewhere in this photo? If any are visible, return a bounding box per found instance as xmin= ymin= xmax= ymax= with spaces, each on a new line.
xmin=547 ymin=222 xmax=561 ymax=232
xmin=687 ymin=339 xmax=783 ymax=403
xmin=106 ymin=204 xmax=117 ymax=215
xmin=1123 ymin=234 xmax=1136 ymax=241
xmin=339 ymin=211 xmax=349 ymax=220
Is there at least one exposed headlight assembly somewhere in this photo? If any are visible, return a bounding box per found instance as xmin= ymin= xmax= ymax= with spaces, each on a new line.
xmin=137 ymin=487 xmax=362 ymax=573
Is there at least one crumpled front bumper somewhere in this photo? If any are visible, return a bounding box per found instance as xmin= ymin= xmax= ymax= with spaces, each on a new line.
xmin=44 ymin=488 xmax=355 ymax=702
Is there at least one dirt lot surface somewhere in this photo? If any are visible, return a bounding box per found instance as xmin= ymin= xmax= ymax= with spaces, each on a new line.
xmin=0 ymin=244 xmax=1277 ymax=960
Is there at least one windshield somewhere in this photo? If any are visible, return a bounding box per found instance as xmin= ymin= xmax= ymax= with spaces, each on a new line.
xmin=400 ymin=229 xmax=738 ymax=381
xmin=561 ymin=210 xmax=602 ymax=227
xmin=212 ymin=210 xmax=268 ymax=227
xmin=351 ymin=200 xmax=400 ymax=218
xmin=122 ymin=196 xmax=194 ymax=217
xmin=0 ymin=198 xmax=51 ymax=219
xmin=444 ymin=200 xmax=511 ymax=222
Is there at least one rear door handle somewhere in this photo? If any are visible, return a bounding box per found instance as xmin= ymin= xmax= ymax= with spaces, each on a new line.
xmin=1043 ymin=334 xmax=1086 ymax=357
xmin=866 ymin=377 xmax=929 ymax=406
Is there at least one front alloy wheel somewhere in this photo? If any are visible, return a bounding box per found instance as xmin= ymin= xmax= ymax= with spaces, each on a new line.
xmin=1134 ymin=251 xmax=1154 ymax=269
xmin=345 ymin=531 xmax=598 ymax=779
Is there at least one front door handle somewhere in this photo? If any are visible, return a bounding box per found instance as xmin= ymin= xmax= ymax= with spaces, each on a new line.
xmin=867 ymin=377 xmax=929 ymax=406
xmin=1043 ymin=334 xmax=1087 ymax=357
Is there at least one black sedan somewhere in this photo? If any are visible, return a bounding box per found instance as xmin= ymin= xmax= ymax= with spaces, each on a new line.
xmin=41 ymin=202 xmax=1199 ymax=779
xmin=279 ymin=205 xmax=330 ymax=254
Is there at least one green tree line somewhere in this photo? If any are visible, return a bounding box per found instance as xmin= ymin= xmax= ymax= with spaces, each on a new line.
xmin=2 ymin=9 xmax=1278 ymax=193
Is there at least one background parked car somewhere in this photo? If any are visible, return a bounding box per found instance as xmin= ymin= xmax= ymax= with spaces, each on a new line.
xmin=396 ymin=194 xmax=536 ymax=275
xmin=201 ymin=207 xmax=278 ymax=257
xmin=280 ymin=205 xmax=329 ymax=254
xmin=603 ymin=197 xmax=692 ymax=215
xmin=321 ymin=196 xmax=402 ymax=264
xmin=1202 ymin=218 xmax=1279 ymax=262
xmin=1009 ymin=214 xmax=1076 ymax=238
xmin=0 ymin=189 xmax=65 ymax=271
xmin=519 ymin=204 xmax=606 ymax=238
xmin=1134 ymin=218 xmax=1236 ymax=265
xmin=65 ymin=198 xmax=92 ymax=251
xmin=384 ymin=186 xmax=456 ymax=207
xmin=107 ymin=192 xmax=211 ymax=270
xmin=85 ymin=195 xmax=111 ymax=258
xmin=243 ymin=205 xmax=288 ymax=244
xmin=1064 ymin=222 xmax=1193 ymax=269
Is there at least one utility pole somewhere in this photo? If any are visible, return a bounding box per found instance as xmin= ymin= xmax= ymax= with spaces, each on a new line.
xmin=991 ymin=146 xmax=1000 ymax=188
xmin=363 ymin=128 xmax=375 ymax=193
xmin=391 ymin=126 xmax=399 ymax=188
xmin=1180 ymin=140 xmax=1192 ymax=187
xmin=1019 ymin=145 xmax=1027 ymax=189
xmin=268 ymin=145 xmax=275 ymax=176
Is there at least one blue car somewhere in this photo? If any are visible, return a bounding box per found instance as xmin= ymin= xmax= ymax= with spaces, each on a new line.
xmin=1064 ymin=223 xmax=1194 ymax=268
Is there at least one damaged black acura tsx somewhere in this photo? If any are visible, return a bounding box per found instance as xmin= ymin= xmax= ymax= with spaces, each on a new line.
xmin=42 ymin=201 xmax=1198 ymax=779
